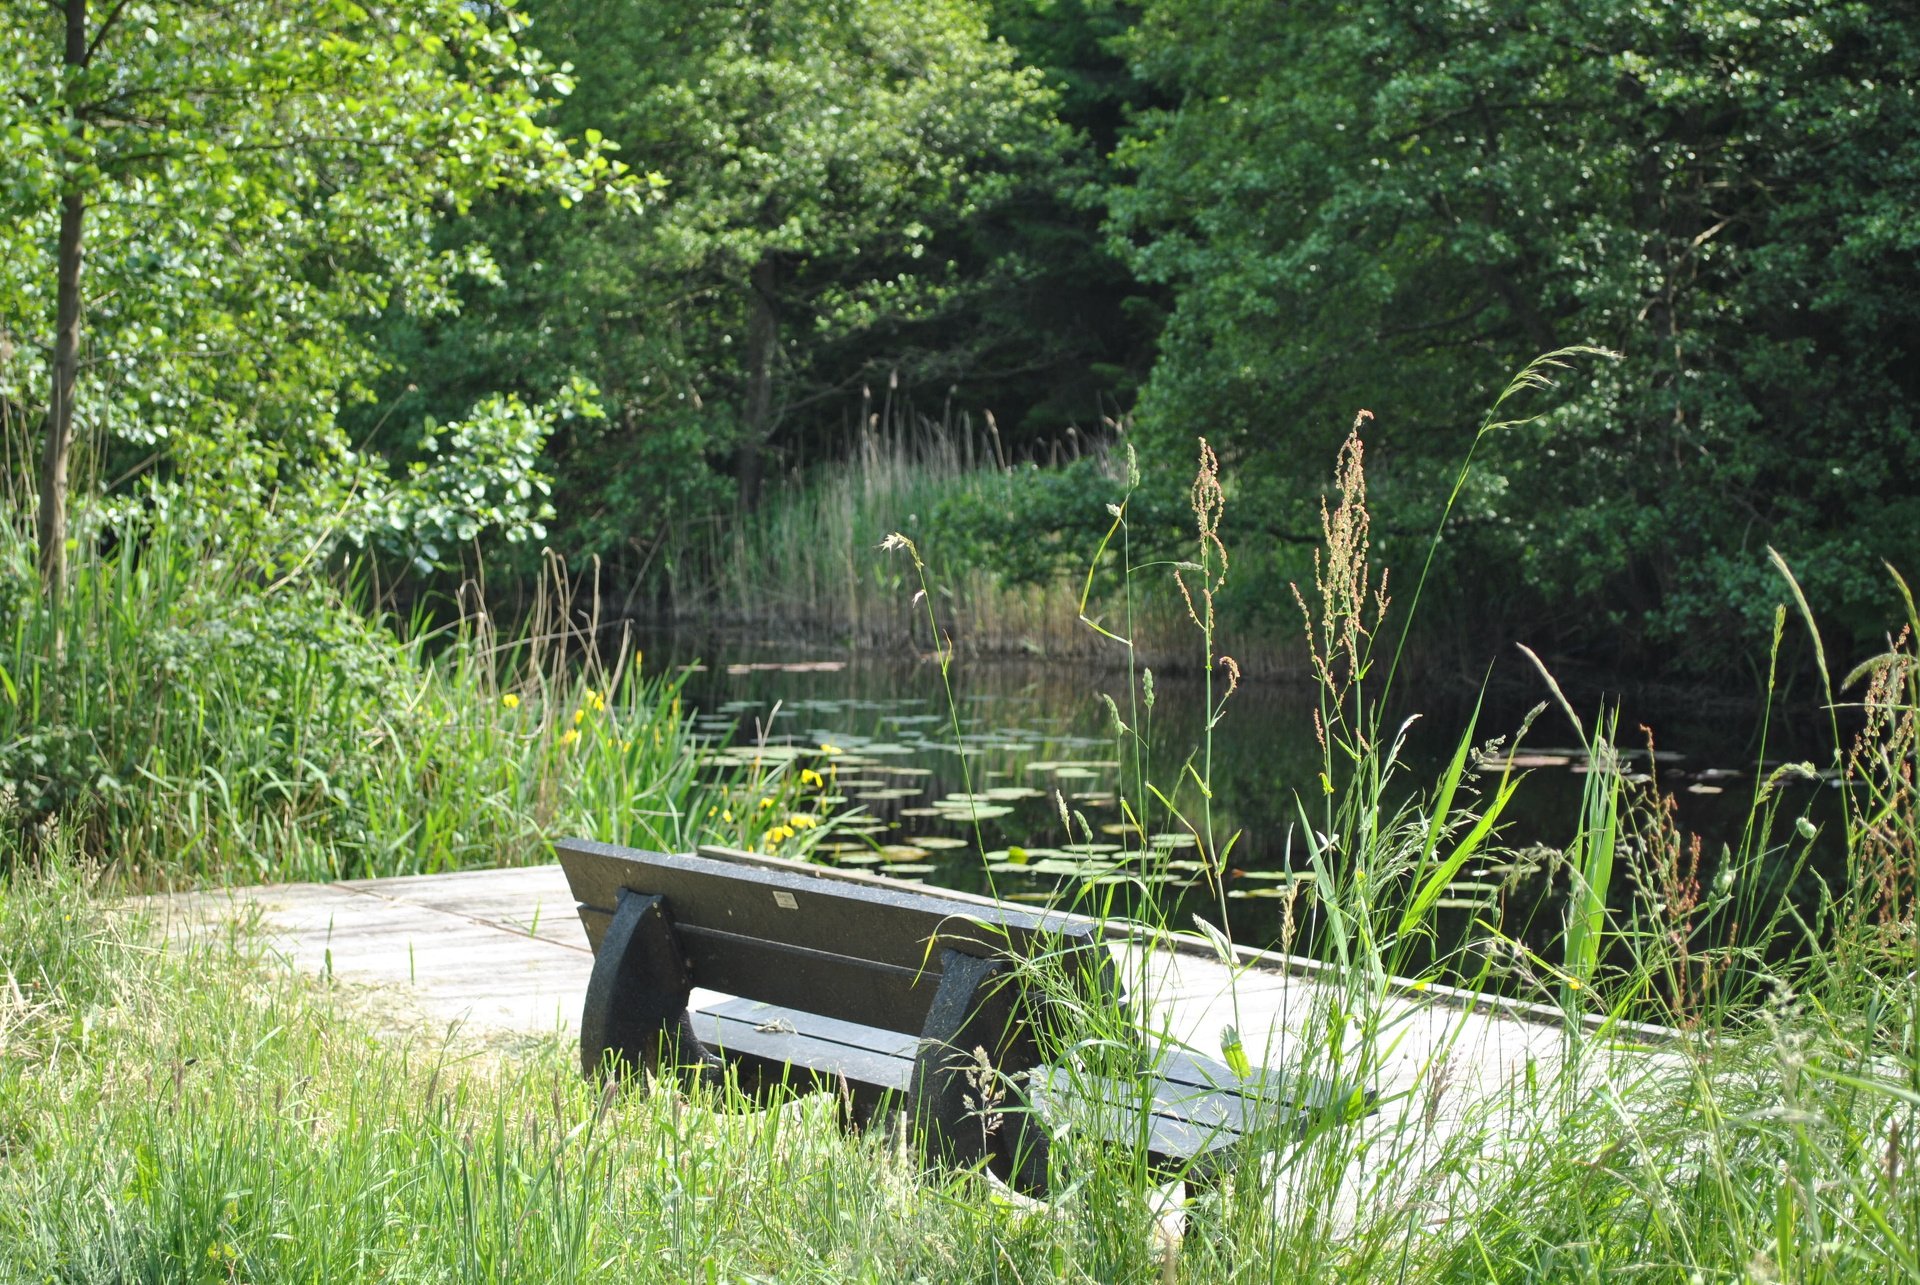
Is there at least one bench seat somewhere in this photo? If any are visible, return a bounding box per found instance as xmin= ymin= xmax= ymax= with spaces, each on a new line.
xmin=558 ymin=840 xmax=1370 ymax=1192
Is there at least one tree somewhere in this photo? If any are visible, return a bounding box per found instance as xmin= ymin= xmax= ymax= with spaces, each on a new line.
xmin=370 ymin=0 xmax=1078 ymax=578
xmin=0 ymin=0 xmax=640 ymax=609
xmin=1112 ymin=0 xmax=1920 ymax=670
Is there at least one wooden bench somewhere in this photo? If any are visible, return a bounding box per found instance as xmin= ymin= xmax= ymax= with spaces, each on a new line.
xmin=557 ymin=839 xmax=1362 ymax=1192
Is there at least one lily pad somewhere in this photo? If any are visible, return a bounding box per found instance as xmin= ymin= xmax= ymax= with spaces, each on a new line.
xmin=931 ymin=803 xmax=1015 ymax=820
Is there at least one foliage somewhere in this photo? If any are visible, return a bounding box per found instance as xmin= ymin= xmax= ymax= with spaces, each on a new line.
xmin=0 ymin=0 xmax=641 ymax=574
xmin=2 ymin=374 xmax=1919 ymax=1278
xmin=1111 ymin=0 xmax=1920 ymax=671
xmin=373 ymin=0 xmax=1082 ymax=572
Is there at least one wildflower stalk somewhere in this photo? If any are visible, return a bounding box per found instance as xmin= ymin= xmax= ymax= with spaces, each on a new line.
xmin=880 ymin=532 xmax=986 ymax=860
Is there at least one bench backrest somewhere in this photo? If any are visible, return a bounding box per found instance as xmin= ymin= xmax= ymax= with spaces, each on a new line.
xmin=557 ymin=839 xmax=1102 ymax=1036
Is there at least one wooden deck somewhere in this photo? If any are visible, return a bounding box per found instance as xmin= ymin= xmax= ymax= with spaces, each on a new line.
xmin=150 ymin=851 xmax=1674 ymax=1226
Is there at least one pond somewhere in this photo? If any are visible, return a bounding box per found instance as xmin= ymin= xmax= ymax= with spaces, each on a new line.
xmin=647 ymin=629 xmax=1836 ymax=980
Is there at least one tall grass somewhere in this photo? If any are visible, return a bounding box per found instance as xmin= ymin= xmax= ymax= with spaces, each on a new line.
xmin=670 ymin=399 xmax=1211 ymax=667
xmin=0 ymin=528 xmax=807 ymax=886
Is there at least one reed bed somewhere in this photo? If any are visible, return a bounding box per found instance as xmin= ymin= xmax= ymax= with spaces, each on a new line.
xmin=672 ymin=401 xmax=1233 ymax=671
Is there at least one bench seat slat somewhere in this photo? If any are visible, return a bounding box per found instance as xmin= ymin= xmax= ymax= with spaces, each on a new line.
xmin=690 ymin=1006 xmax=916 ymax=1094
xmin=1028 ymin=1069 xmax=1242 ymax=1170
xmin=699 ymin=995 xmax=924 ymax=1061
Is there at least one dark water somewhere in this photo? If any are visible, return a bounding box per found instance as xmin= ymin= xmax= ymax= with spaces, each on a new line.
xmin=649 ymin=631 xmax=1834 ymax=971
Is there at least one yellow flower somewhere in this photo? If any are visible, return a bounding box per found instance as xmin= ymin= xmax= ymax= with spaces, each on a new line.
xmin=789 ymin=814 xmax=817 ymax=830
xmin=722 ymin=810 xmax=733 ymax=823
xmin=707 ymin=807 xmax=718 ymax=818
xmin=586 ymin=690 xmax=607 ymax=713
xmin=620 ymin=740 xmax=633 ymax=752
xmin=819 ymin=743 xmax=844 ymax=756
xmin=671 ymin=696 xmax=681 ymax=720
xmin=573 ymin=708 xmax=587 ymax=726
xmin=758 ymin=797 xmax=775 ymax=810
xmin=558 ymin=728 xmax=580 ymax=747
xmin=501 ymin=693 xmax=521 ymax=709
xmin=799 ymin=768 xmax=823 ymax=788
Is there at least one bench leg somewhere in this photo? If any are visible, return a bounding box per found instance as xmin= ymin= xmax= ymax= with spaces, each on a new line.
xmin=909 ymin=949 xmax=1051 ymax=1195
xmin=580 ymin=888 xmax=719 ymax=1085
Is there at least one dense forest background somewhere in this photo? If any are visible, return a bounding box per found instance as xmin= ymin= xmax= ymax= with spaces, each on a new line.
xmin=4 ymin=0 xmax=1917 ymax=684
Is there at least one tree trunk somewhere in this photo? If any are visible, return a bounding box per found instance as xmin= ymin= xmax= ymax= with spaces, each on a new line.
xmin=38 ymin=191 xmax=84 ymax=610
xmin=737 ymin=254 xmax=777 ymax=508
xmin=38 ymin=0 xmax=88 ymax=614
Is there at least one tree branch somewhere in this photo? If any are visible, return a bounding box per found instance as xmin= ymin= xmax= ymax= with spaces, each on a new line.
xmin=84 ymin=0 xmax=137 ymax=64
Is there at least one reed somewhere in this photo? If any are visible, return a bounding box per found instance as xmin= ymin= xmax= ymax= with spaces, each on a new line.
xmin=670 ymin=400 xmax=1221 ymax=670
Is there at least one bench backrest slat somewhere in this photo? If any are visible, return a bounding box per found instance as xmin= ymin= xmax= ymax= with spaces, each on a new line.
xmin=559 ymin=839 xmax=1098 ymax=1035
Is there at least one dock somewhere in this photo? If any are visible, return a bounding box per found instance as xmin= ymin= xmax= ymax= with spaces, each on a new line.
xmin=151 ymin=850 xmax=1674 ymax=1227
